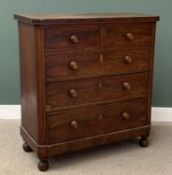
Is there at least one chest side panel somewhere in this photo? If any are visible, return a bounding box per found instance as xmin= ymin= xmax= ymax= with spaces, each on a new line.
xmin=19 ymin=23 xmax=46 ymax=145
xmin=18 ymin=22 xmax=38 ymax=142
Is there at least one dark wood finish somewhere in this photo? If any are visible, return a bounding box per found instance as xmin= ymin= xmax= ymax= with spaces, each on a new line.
xmin=18 ymin=22 xmax=46 ymax=145
xmin=38 ymin=160 xmax=49 ymax=171
xmin=20 ymin=125 xmax=150 ymax=158
xmin=122 ymin=112 xmax=130 ymax=120
xmin=70 ymin=120 xmax=79 ymax=129
xmin=70 ymin=35 xmax=79 ymax=44
xmin=18 ymin=23 xmax=39 ymax=142
xmin=69 ymin=61 xmax=79 ymax=70
xmin=47 ymin=99 xmax=148 ymax=144
xmin=23 ymin=142 xmax=32 ymax=152
xmin=46 ymin=72 xmax=149 ymax=109
xmin=104 ymin=23 xmax=154 ymax=47
xmin=14 ymin=12 xmax=159 ymax=25
xmin=45 ymin=25 xmax=101 ymax=50
xmin=14 ymin=13 xmax=159 ymax=171
xmin=125 ymin=32 xmax=134 ymax=41
xmin=123 ymin=55 xmax=132 ymax=64
xmin=139 ymin=136 xmax=149 ymax=147
xmin=45 ymin=47 xmax=152 ymax=81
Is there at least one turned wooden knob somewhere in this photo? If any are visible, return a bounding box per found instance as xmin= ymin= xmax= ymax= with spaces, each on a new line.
xmin=70 ymin=120 xmax=78 ymax=129
xmin=69 ymin=61 xmax=79 ymax=70
xmin=122 ymin=112 xmax=130 ymax=120
xmin=123 ymin=55 xmax=132 ymax=64
xmin=69 ymin=89 xmax=77 ymax=98
xmin=123 ymin=82 xmax=131 ymax=90
xmin=125 ymin=33 xmax=134 ymax=40
xmin=70 ymin=35 xmax=79 ymax=43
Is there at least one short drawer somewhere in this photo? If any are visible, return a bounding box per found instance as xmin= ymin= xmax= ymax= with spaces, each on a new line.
xmin=104 ymin=23 xmax=154 ymax=48
xmin=44 ymin=25 xmax=100 ymax=50
xmin=46 ymin=72 xmax=149 ymax=110
xmin=45 ymin=47 xmax=151 ymax=81
xmin=47 ymin=98 xmax=149 ymax=144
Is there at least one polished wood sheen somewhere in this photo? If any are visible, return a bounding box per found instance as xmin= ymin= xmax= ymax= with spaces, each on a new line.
xmin=45 ymin=47 xmax=152 ymax=81
xmin=23 ymin=142 xmax=33 ymax=152
xmin=45 ymin=25 xmax=100 ymax=50
xmin=47 ymin=98 xmax=148 ymax=144
xmin=46 ymin=72 xmax=149 ymax=110
xmin=14 ymin=12 xmax=159 ymax=171
xmin=104 ymin=23 xmax=154 ymax=47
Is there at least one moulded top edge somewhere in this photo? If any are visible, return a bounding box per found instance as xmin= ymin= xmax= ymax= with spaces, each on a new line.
xmin=14 ymin=12 xmax=160 ymax=25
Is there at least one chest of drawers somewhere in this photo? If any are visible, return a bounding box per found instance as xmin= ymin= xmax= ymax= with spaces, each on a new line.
xmin=14 ymin=13 xmax=159 ymax=171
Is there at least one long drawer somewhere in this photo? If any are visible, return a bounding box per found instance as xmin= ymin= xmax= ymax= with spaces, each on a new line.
xmin=47 ymin=98 xmax=149 ymax=144
xmin=46 ymin=72 xmax=149 ymax=110
xmin=45 ymin=47 xmax=152 ymax=81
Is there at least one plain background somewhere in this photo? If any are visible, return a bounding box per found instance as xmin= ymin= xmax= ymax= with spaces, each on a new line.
xmin=0 ymin=0 xmax=171 ymax=107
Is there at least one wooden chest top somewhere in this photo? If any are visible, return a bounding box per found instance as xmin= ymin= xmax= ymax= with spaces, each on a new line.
xmin=14 ymin=12 xmax=159 ymax=24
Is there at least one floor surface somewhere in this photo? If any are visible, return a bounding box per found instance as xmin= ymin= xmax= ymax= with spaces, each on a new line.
xmin=0 ymin=120 xmax=172 ymax=175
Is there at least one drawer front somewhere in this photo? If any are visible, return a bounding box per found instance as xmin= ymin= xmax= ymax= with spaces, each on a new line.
xmin=45 ymin=47 xmax=151 ymax=81
xmin=46 ymin=72 xmax=149 ymax=109
xmin=44 ymin=25 xmax=100 ymax=50
xmin=104 ymin=23 xmax=154 ymax=48
xmin=47 ymin=98 xmax=148 ymax=144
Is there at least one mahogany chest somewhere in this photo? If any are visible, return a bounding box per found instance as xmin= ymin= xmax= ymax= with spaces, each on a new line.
xmin=14 ymin=13 xmax=159 ymax=171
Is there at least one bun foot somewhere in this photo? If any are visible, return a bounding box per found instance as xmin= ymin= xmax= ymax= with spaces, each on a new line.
xmin=23 ymin=142 xmax=32 ymax=152
xmin=139 ymin=136 xmax=149 ymax=147
xmin=38 ymin=160 xmax=49 ymax=171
